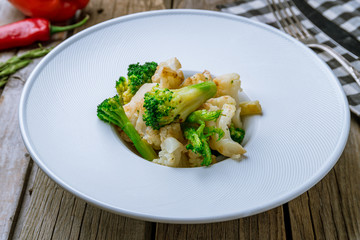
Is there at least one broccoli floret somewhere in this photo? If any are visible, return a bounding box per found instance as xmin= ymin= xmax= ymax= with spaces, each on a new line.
xmin=184 ymin=127 xmax=213 ymax=166
xmin=182 ymin=109 xmax=224 ymax=166
xmin=127 ymin=62 xmax=157 ymax=93
xmin=115 ymin=76 xmax=128 ymax=98
xmin=143 ymin=81 xmax=217 ymax=130
xmin=185 ymin=109 xmax=222 ymax=125
xmin=229 ymin=123 xmax=245 ymax=144
xmin=183 ymin=127 xmax=203 ymax=154
xmin=116 ymin=62 xmax=158 ymax=104
xmin=203 ymin=126 xmax=225 ymax=139
xmin=97 ymin=95 xmax=158 ymax=161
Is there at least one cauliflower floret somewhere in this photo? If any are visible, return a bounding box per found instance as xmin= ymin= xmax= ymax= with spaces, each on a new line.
xmin=151 ymin=123 xmax=187 ymax=166
xmin=201 ymin=95 xmax=236 ymax=110
xmin=128 ymin=106 xmax=161 ymax=150
xmin=123 ymin=83 xmax=156 ymax=126
xmin=159 ymin=123 xmax=185 ymax=143
xmin=153 ymin=137 xmax=187 ymax=167
xmin=142 ymin=123 xmax=161 ymax=149
xmin=187 ymin=150 xmax=204 ymax=167
xmin=152 ymin=57 xmax=184 ymax=89
xmin=213 ymin=73 xmax=242 ymax=99
xmin=202 ymin=96 xmax=246 ymax=159
xmin=213 ymin=73 xmax=243 ymax=128
xmin=181 ymin=70 xmax=212 ymax=87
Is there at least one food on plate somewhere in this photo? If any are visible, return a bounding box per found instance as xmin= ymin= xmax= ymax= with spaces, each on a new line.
xmin=116 ymin=61 xmax=158 ymax=104
xmin=142 ymin=81 xmax=217 ymax=130
xmin=229 ymin=124 xmax=245 ymax=144
xmin=181 ymin=70 xmax=212 ymax=87
xmin=201 ymin=96 xmax=246 ymax=159
xmin=97 ymin=95 xmax=158 ymax=161
xmin=239 ymin=101 xmax=262 ymax=115
xmin=213 ymin=73 xmax=243 ymax=128
xmin=182 ymin=109 xmax=224 ymax=166
xmin=97 ymin=57 xmax=262 ymax=167
xmin=152 ymin=57 xmax=184 ymax=89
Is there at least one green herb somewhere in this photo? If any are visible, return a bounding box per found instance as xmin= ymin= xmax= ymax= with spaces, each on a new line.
xmin=0 ymin=45 xmax=52 ymax=88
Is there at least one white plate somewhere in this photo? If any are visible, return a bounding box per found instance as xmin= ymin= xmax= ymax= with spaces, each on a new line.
xmin=19 ymin=9 xmax=350 ymax=223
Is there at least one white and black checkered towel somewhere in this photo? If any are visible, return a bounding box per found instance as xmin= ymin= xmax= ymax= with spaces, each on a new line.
xmin=218 ymin=0 xmax=360 ymax=117
xmin=307 ymin=0 xmax=360 ymax=41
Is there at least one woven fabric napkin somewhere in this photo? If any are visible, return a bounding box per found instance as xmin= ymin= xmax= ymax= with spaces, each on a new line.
xmin=218 ymin=0 xmax=360 ymax=116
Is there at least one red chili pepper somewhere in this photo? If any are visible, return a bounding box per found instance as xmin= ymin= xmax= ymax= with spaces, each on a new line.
xmin=0 ymin=16 xmax=89 ymax=51
xmin=8 ymin=0 xmax=89 ymax=22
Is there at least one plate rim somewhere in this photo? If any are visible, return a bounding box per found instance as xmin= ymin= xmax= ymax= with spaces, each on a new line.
xmin=18 ymin=8 xmax=351 ymax=223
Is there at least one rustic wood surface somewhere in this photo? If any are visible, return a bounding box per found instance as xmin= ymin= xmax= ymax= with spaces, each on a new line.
xmin=0 ymin=0 xmax=359 ymax=239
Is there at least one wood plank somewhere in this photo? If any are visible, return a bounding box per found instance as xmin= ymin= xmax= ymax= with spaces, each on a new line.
xmin=156 ymin=207 xmax=286 ymax=239
xmin=0 ymin=53 xmax=48 ymax=240
xmin=288 ymin=115 xmax=360 ymax=240
xmin=8 ymin=0 xmax=358 ymax=239
xmin=11 ymin=163 xmax=39 ymax=240
xmin=73 ymin=0 xmax=165 ymax=34
xmin=0 ymin=0 xmax=24 ymax=25
xmin=173 ymin=0 xmax=234 ymax=10
xmin=0 ymin=1 xmax=70 ymax=238
xmin=18 ymin=170 xmax=153 ymax=240
xmin=286 ymin=193 xmax=315 ymax=239
xmin=14 ymin=0 xmax=165 ymax=239
xmin=239 ymin=207 xmax=286 ymax=239
xmin=163 ymin=0 xmax=173 ymax=9
xmin=0 ymin=41 xmax=64 ymax=240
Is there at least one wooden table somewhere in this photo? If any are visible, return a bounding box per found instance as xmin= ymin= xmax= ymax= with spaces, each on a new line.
xmin=1 ymin=0 xmax=359 ymax=239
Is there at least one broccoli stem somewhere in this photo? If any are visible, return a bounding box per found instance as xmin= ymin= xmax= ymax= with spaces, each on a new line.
xmin=121 ymin=122 xmax=158 ymax=161
xmin=97 ymin=96 xmax=157 ymax=161
xmin=174 ymin=82 xmax=218 ymax=122
xmin=186 ymin=109 xmax=222 ymax=125
xmin=143 ymin=81 xmax=218 ymax=130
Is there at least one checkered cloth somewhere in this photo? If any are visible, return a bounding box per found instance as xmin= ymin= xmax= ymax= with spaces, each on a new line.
xmin=218 ymin=0 xmax=360 ymax=116
xmin=307 ymin=0 xmax=360 ymax=42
